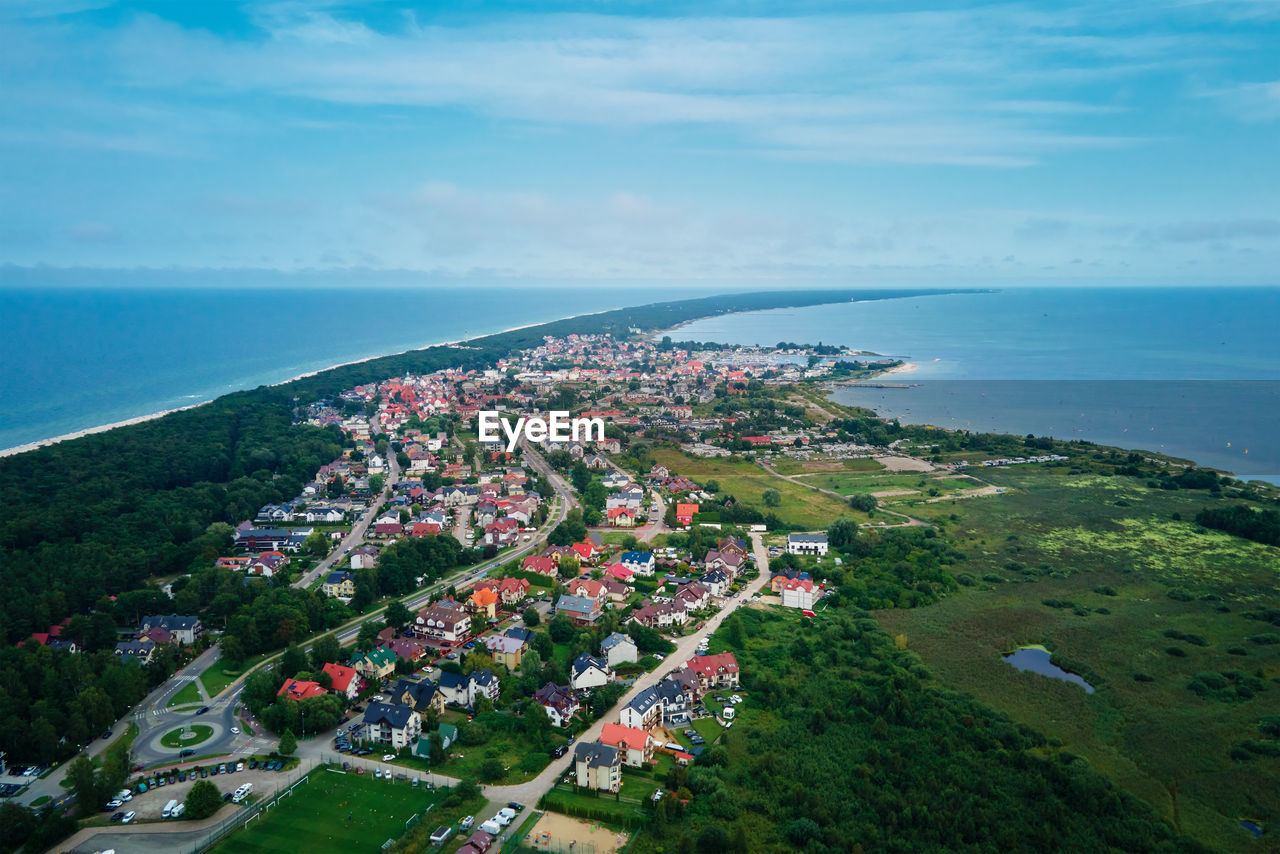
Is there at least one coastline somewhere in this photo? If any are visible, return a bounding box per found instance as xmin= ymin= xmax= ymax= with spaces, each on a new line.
xmin=0 ymin=309 xmax=613 ymax=459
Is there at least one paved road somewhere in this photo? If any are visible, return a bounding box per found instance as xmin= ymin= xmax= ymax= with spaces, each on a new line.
xmin=295 ymin=453 xmax=402 ymax=590
xmin=472 ymin=532 xmax=773 ymax=831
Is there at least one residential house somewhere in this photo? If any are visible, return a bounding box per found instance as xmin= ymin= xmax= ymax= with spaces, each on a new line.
xmin=701 ymin=568 xmax=731 ymax=598
xmin=619 ymin=685 xmax=663 ymax=730
xmin=361 ymin=702 xmax=421 ymax=749
xmin=555 ymin=594 xmax=602 ymax=626
xmin=687 ymin=652 xmax=740 ymax=691
xmin=674 ymin=582 xmax=711 ymax=612
xmin=599 ymin=723 xmax=654 ymax=768
xmin=437 ymin=670 xmax=500 ymax=708
xmin=140 ymin=615 xmax=202 ymax=645
xmin=629 ymin=601 xmax=688 ymax=629
xmin=248 ymin=551 xmax=289 ymax=577
xmin=703 ymin=549 xmax=745 ymax=578
xmin=483 ymin=634 xmax=526 ymax=670
xmin=373 ymin=516 xmax=403 ymax=537
xmin=349 ymin=647 xmax=397 ymax=681
xmin=606 ymin=507 xmax=636 ymax=527
xmin=565 ymin=578 xmax=607 ymax=603
xmin=603 ymin=562 xmax=634 ymax=583
xmin=413 ymin=601 xmax=471 ymax=646
xmin=466 ymin=587 xmax=500 ymax=620
xmin=383 ymin=637 xmax=428 ymax=664
xmin=322 ymin=571 xmax=355 ymax=598
xmin=521 ymin=555 xmax=558 ymax=577
xmin=619 ymin=551 xmax=656 ymax=576
xmin=601 ymin=579 xmax=630 ymax=605
xmin=600 ymin=632 xmax=638 ymax=667
xmin=675 ymin=503 xmax=699 ymax=526
xmin=277 ymin=678 xmax=327 ymax=702
xmin=533 ymin=683 xmax=580 ymax=727
xmin=350 ymin=545 xmax=379 ymax=569
xmin=583 ymin=454 xmax=608 ymax=470
xmin=494 ymin=577 xmax=530 ymax=605
xmin=484 ymin=518 xmax=520 ymax=546
xmin=573 ymin=742 xmax=621 ymax=792
xmin=571 ymin=653 xmax=612 ymax=690
xmin=322 ymin=662 xmax=361 ymax=700
xmin=787 ymin=532 xmax=829 ymax=556
xmin=389 ymin=678 xmax=446 ymax=716
xmin=504 ymin=626 xmax=534 ymax=644
xmin=781 ymin=577 xmax=822 ymax=610
xmin=114 ymin=640 xmax=155 ymax=665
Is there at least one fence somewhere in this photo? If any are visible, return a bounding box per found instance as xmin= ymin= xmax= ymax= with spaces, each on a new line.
xmin=185 ymin=757 xmax=318 ymax=853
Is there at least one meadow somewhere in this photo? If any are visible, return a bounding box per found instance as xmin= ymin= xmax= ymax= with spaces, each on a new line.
xmin=212 ymin=766 xmax=442 ymax=854
xmin=650 ymin=448 xmax=856 ymax=529
xmin=876 ymin=465 xmax=1280 ymax=851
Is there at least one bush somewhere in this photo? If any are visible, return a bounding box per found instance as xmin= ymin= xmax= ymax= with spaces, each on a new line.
xmin=1132 ymin=673 xmax=1155 ymax=683
xmin=1248 ymin=633 xmax=1280 ymax=645
xmin=184 ymin=780 xmax=223 ymax=820
xmin=1162 ymin=629 xmax=1209 ymax=647
xmin=1165 ymin=647 xmax=1187 ymax=658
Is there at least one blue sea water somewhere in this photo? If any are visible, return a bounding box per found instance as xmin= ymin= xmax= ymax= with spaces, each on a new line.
xmin=0 ymin=286 xmax=697 ymax=452
xmin=668 ymin=287 xmax=1280 ymax=480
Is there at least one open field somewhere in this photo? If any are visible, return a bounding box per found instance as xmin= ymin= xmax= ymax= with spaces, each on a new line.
xmin=651 ymin=449 xmax=857 ymax=529
xmin=876 ymin=466 xmax=1280 ymax=852
xmin=211 ymin=767 xmax=440 ymax=854
xmin=168 ymin=680 xmax=202 ymax=707
xmin=793 ymin=471 xmax=974 ymax=499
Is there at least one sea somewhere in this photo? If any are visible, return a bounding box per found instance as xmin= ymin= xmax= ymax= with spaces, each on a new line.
xmin=667 ymin=287 xmax=1280 ymax=483
xmin=0 ymin=285 xmax=704 ymax=453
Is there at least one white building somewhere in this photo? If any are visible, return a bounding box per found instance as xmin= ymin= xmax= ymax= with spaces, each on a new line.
xmin=787 ymin=532 xmax=829 ymax=556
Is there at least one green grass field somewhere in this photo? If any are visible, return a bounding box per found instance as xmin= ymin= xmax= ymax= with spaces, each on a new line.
xmin=875 ymin=467 xmax=1280 ymax=852
xmin=212 ymin=767 xmax=442 ymax=854
xmin=160 ymin=724 xmax=213 ymax=749
xmin=168 ymin=680 xmax=202 ymax=706
xmin=651 ymin=448 xmax=856 ymax=529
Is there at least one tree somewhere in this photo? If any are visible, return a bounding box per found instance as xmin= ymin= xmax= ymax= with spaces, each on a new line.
xmin=558 ymin=554 xmax=581 ymax=579
xmin=357 ymin=620 xmax=382 ymax=650
xmin=427 ymin=731 xmax=445 ymax=765
xmin=704 ymin=479 xmax=720 ymax=493
xmin=369 ymin=473 xmax=385 ymax=494
xmin=524 ymin=702 xmax=551 ymax=746
xmin=571 ymin=464 xmax=591 ymax=493
xmin=278 ymin=728 xmax=297 ymax=756
xmin=184 ymin=780 xmax=223 ymax=820
xmin=385 ymin=600 xmax=413 ymax=631
xmin=280 ymin=644 xmax=307 ymax=679
xmin=220 ymin=634 xmax=247 ymax=670
xmin=521 ymin=648 xmax=542 ymax=677
xmin=849 ymin=493 xmax=878 ymax=513
xmin=478 ymin=758 xmax=506 ymax=782
xmin=310 ymin=633 xmax=341 ymax=669
xmin=828 ymin=517 xmax=860 ymax=550
xmin=469 ymin=614 xmax=488 ymax=638
xmin=548 ymin=614 xmax=576 ymax=643
xmin=304 ymin=530 xmax=329 ymax=557
xmin=522 ymin=606 xmax=540 ymax=627
xmin=762 ymin=489 xmax=782 ymax=507
xmin=67 ymin=755 xmax=100 ymax=817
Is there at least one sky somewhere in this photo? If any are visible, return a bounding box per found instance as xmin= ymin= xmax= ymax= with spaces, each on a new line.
xmin=0 ymin=0 xmax=1278 ymax=288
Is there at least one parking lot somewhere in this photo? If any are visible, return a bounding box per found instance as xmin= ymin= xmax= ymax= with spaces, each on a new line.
xmin=101 ymin=761 xmax=299 ymax=822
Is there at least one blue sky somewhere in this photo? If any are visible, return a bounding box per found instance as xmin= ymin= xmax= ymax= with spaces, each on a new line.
xmin=0 ymin=0 xmax=1277 ymax=287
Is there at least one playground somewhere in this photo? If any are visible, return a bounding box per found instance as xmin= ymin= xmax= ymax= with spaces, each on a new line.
xmin=521 ymin=812 xmax=629 ymax=854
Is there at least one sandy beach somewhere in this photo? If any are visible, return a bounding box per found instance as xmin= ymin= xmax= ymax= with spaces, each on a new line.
xmin=0 ymin=307 xmax=617 ymax=460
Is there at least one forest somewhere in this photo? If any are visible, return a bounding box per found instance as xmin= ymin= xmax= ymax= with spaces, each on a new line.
xmin=633 ymin=608 xmax=1212 ymax=854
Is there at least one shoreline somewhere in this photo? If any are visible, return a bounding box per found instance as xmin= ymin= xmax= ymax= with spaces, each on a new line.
xmin=0 ymin=308 xmax=617 ymax=459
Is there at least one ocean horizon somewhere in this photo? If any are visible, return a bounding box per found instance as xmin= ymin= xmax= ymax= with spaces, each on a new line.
xmin=0 ymin=285 xmax=713 ymax=452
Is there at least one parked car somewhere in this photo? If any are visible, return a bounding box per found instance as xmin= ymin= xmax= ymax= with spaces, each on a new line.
xmin=230 ymin=727 xmax=240 ymax=734
xmin=551 ymin=744 xmax=568 ymax=758
xmin=200 ymin=769 xmax=208 ymax=779
xmin=381 ymin=753 xmax=396 ymax=762
xmin=110 ymin=811 xmax=125 ymax=822
xmin=105 ymin=799 xmax=122 ymax=810
xmin=120 ymin=811 xmax=136 ymax=824
xmin=507 ymin=801 xmax=526 ymax=812
xmin=374 ymin=769 xmax=383 ymax=779
xmin=460 ymin=816 xmax=475 ymax=831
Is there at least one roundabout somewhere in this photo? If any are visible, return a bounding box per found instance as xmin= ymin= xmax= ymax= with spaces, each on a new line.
xmin=159 ymin=723 xmax=215 ymax=750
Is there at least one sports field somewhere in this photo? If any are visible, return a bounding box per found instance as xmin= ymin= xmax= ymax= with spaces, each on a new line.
xmin=212 ymin=767 xmax=440 ymax=854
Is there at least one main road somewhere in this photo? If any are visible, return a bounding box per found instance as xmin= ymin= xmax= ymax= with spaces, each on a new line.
xmin=295 ymin=451 xmax=402 ymax=590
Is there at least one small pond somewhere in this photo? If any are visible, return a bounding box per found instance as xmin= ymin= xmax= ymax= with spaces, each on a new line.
xmin=1002 ymin=645 xmax=1095 ymax=693
xmin=1239 ymin=820 xmax=1264 ymax=838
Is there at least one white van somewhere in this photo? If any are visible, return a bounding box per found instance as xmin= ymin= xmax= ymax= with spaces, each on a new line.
xmin=162 ymin=799 xmax=179 ymax=818
xmin=232 ymin=783 xmax=253 ymax=803
xmin=480 ymin=819 xmax=503 ymax=835
xmin=497 ymin=807 xmax=517 ymax=824
xmin=723 ymin=707 xmax=736 ymax=721
xmin=170 ymin=803 xmax=185 ymax=819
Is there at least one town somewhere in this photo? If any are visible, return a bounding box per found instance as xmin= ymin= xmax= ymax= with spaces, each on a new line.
xmin=8 ymin=329 xmax=971 ymax=853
